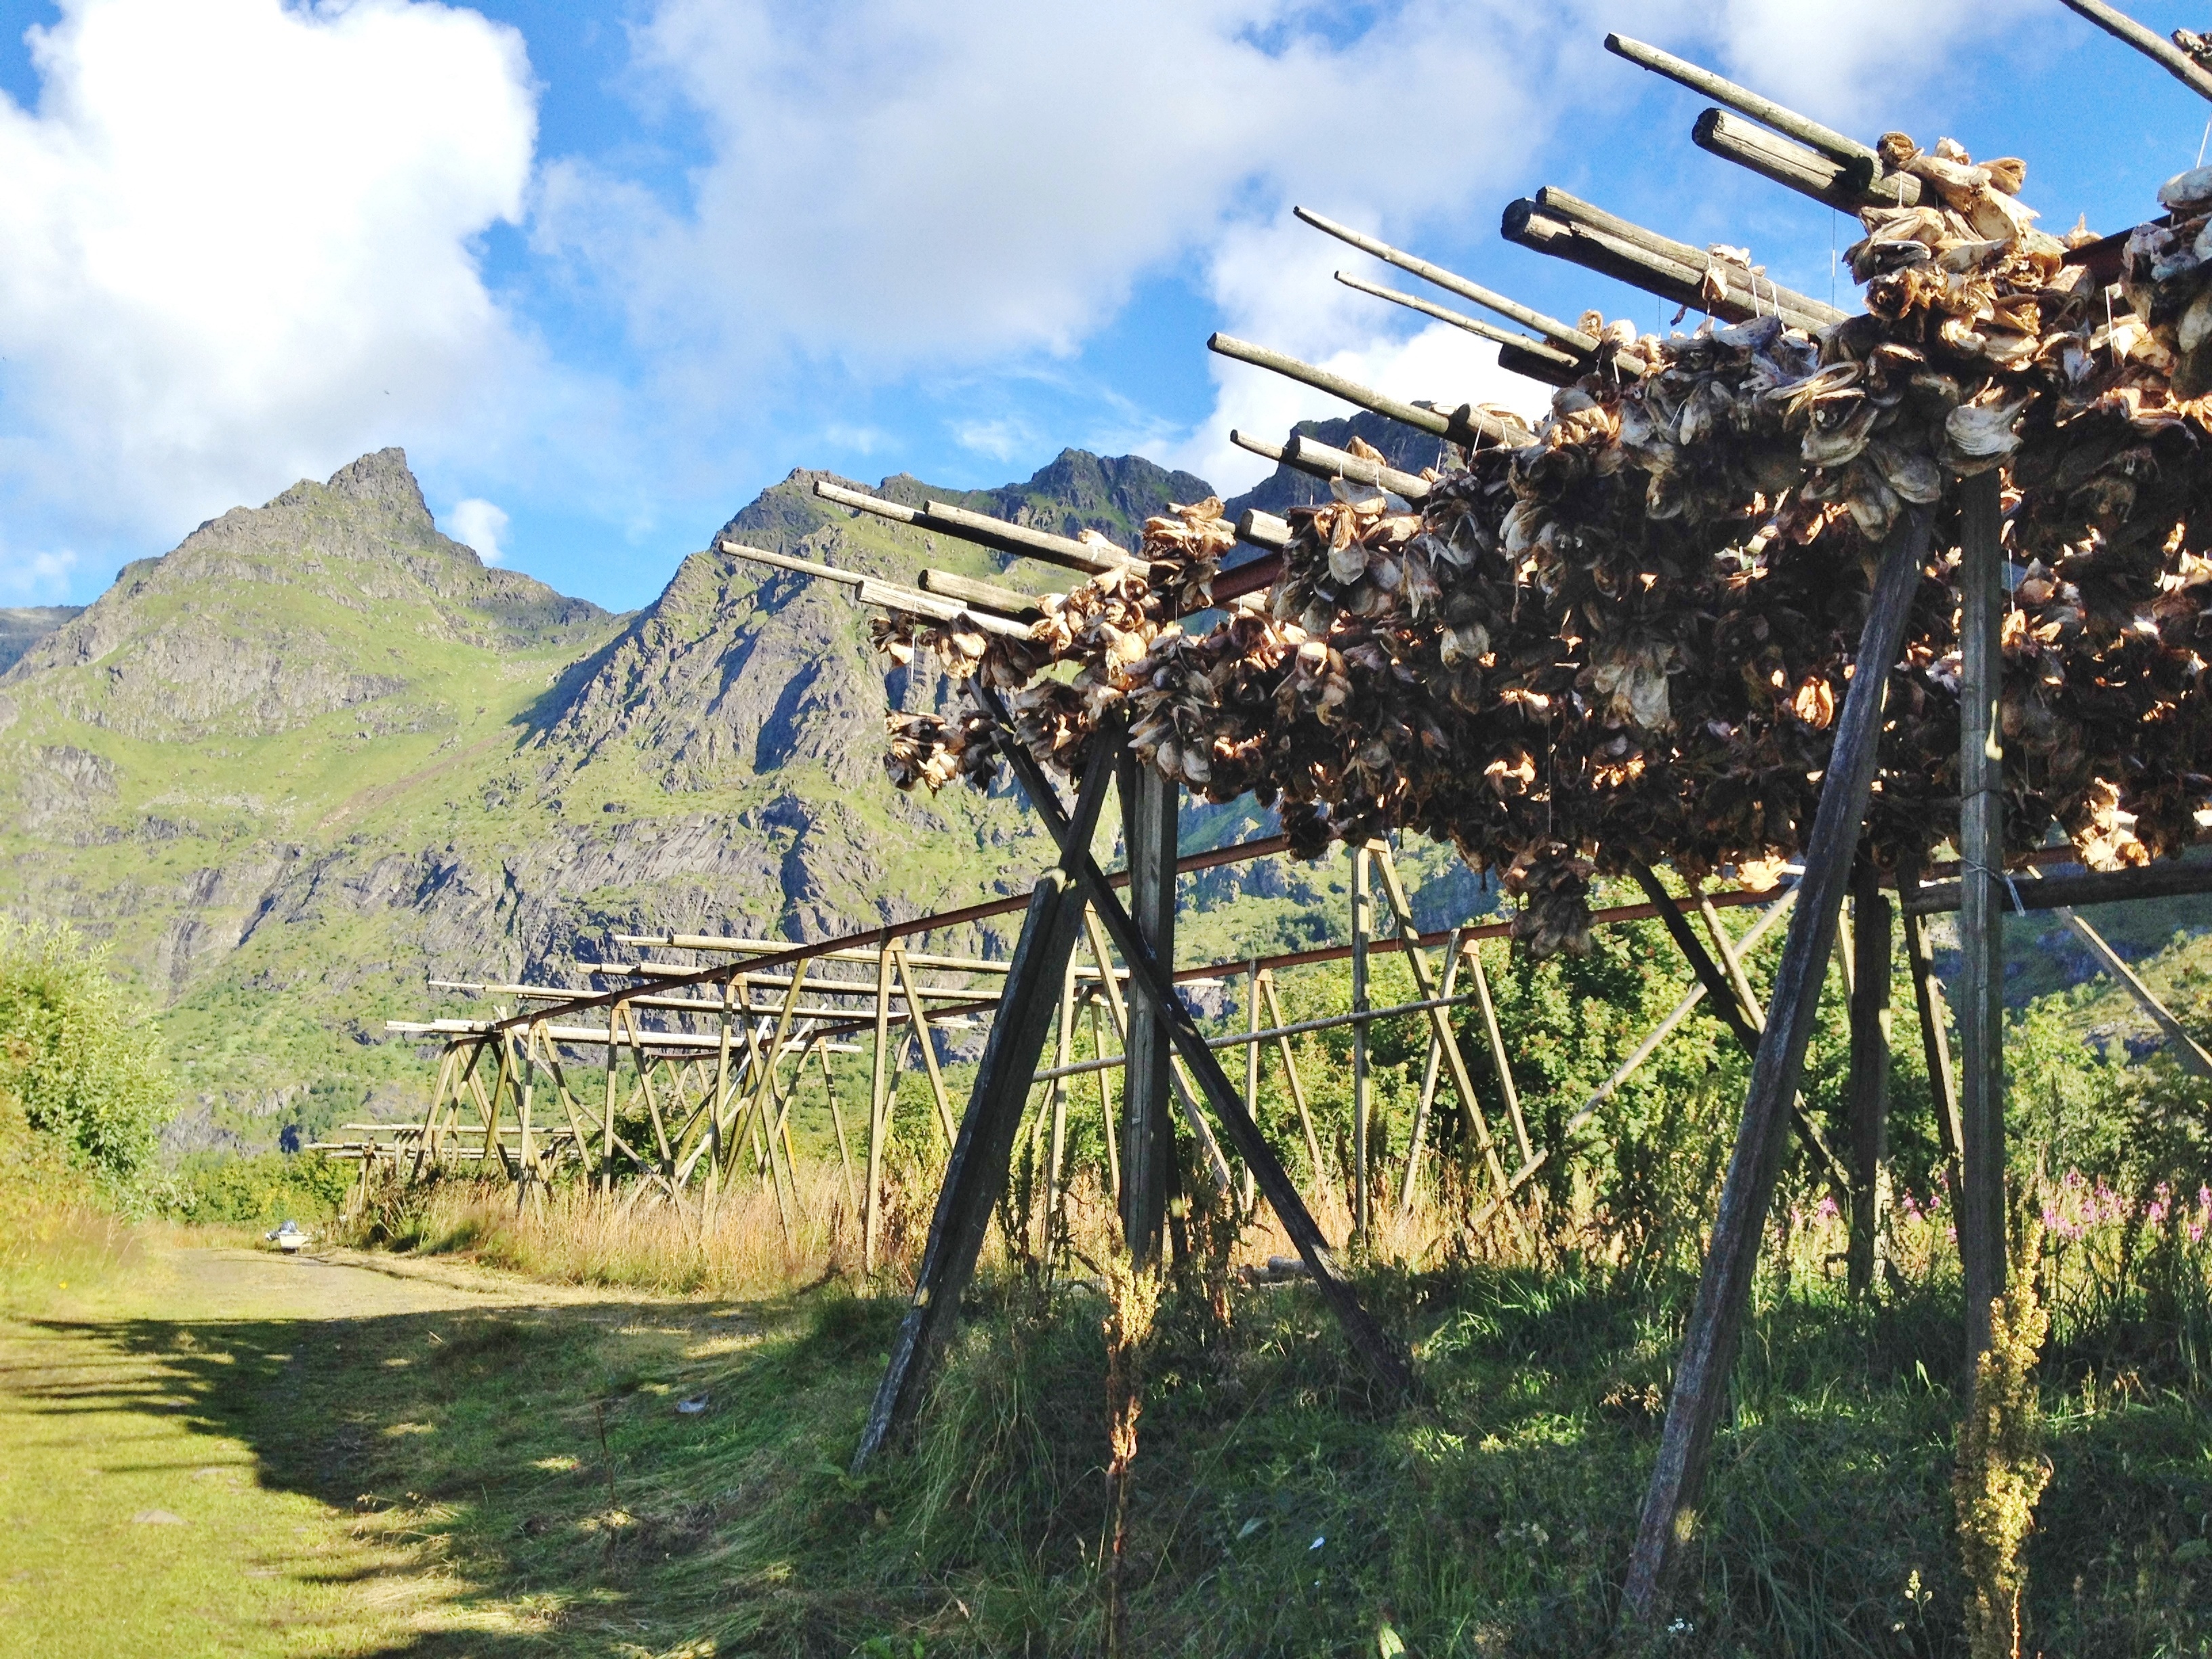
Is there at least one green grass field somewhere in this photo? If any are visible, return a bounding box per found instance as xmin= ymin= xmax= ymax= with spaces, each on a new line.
xmin=3 ymin=1214 xmax=2208 ymax=1658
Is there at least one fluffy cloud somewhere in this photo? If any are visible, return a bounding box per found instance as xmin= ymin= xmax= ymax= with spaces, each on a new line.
xmin=545 ymin=2 xmax=1566 ymax=383
xmin=0 ymin=0 xmax=538 ymax=592
xmin=447 ymin=497 xmax=510 ymax=564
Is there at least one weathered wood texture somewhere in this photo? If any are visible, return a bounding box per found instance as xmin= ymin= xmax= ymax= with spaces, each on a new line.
xmin=1847 ymin=864 xmax=1893 ymax=1296
xmin=1622 ymin=506 xmax=1931 ymax=1619
xmin=850 ymin=737 xmax=1118 ymax=1469
xmin=1118 ymin=752 xmax=1179 ymax=1267
xmin=1956 ymin=471 xmax=2007 ymax=1365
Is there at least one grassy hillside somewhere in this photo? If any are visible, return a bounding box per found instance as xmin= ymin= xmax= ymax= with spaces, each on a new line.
xmin=0 ymin=445 xmax=1395 ymax=1156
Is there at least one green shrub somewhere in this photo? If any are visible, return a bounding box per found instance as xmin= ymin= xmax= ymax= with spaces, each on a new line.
xmin=163 ymin=1149 xmax=353 ymax=1228
xmin=0 ymin=920 xmax=172 ymax=1186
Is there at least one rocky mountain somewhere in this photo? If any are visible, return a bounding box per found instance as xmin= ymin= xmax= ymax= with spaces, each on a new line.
xmin=2 ymin=439 xmax=1455 ymax=1153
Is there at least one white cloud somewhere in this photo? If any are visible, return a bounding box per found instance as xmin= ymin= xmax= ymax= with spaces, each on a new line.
xmin=1708 ymin=0 xmax=2036 ymax=131
xmin=447 ymin=496 xmax=510 ymax=564
xmin=545 ymin=1 xmax=1570 ymax=386
xmin=0 ymin=544 xmax=80 ymax=604
xmin=0 ymin=0 xmax=540 ymax=588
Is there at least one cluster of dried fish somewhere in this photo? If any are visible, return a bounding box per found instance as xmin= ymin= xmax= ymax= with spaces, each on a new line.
xmin=873 ymin=142 xmax=2212 ymax=954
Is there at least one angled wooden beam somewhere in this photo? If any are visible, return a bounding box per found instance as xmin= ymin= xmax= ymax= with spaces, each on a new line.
xmin=893 ymin=943 xmax=960 ymax=1147
xmin=1896 ymin=850 xmax=1965 ymax=1194
xmin=977 ymin=684 xmax=1414 ymax=1401
xmin=1624 ymin=506 xmax=1931 ymax=1620
xmin=853 ymin=729 xmax=1120 ymax=1469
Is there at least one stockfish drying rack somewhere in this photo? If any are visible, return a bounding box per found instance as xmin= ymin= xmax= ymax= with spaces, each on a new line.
xmin=349 ymin=5 xmax=2212 ymax=1622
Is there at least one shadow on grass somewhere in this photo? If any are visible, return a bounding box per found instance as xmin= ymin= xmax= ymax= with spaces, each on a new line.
xmin=9 ymin=1262 xmax=2212 ymax=1656
xmin=11 ymin=1282 xmax=897 ymax=1657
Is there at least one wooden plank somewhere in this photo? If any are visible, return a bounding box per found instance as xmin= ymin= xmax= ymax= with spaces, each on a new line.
xmin=1847 ymin=863 xmax=1893 ymax=1296
xmin=981 ymin=687 xmax=1414 ymax=1399
xmin=851 ymin=731 xmax=1120 ymax=1469
xmin=1623 ymin=506 xmax=1931 ymax=1619
xmin=1693 ymin=108 xmax=1903 ymax=211
xmin=1956 ymin=470 xmax=2007 ymax=1366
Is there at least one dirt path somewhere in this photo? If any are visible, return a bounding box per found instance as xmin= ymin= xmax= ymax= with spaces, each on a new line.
xmin=0 ymin=1238 xmax=650 ymax=1658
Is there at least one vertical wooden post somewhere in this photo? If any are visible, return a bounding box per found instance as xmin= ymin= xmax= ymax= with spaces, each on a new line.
xmin=1957 ymin=470 xmax=2008 ymax=1364
xmin=1089 ymin=995 xmax=1120 ymax=1197
xmin=865 ymin=939 xmax=893 ymax=1274
xmin=1624 ymin=507 xmax=1931 ymax=1620
xmin=708 ymin=982 xmax=733 ymax=1209
xmin=1351 ymin=840 xmax=1373 ymax=1238
xmin=602 ymin=1002 xmax=619 ymax=1196
xmin=1118 ymin=752 xmax=1179 ymax=1267
xmin=1847 ymin=862 xmax=1893 ymax=1296
xmin=1046 ymin=949 xmax=1077 ymax=1264
xmin=981 ymin=694 xmax=1414 ymax=1401
xmin=853 ymin=733 xmax=1120 ymax=1469
xmin=1242 ymin=958 xmax=1260 ymax=1212
xmin=894 ymin=945 xmax=959 ymax=1147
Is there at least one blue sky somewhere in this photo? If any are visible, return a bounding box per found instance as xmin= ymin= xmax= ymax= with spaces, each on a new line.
xmin=1 ymin=0 xmax=2209 ymax=614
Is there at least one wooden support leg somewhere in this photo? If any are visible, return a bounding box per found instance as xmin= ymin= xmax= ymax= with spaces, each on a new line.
xmin=602 ymin=1004 xmax=620 ymax=1196
xmin=1898 ymin=853 xmax=1965 ymax=1196
xmin=819 ymin=1040 xmax=858 ymax=1213
xmin=1045 ymin=954 xmax=1076 ymax=1265
xmin=1399 ymin=930 xmax=1461 ymax=1214
xmin=1242 ymin=958 xmax=1261 ymax=1214
xmin=1090 ymin=996 xmax=1120 ymax=1197
xmin=852 ymin=734 xmax=1120 ymax=1470
xmin=1118 ymin=751 xmax=1179 ymax=1267
xmin=1957 ymin=471 xmax=2007 ymax=1366
xmin=866 ymin=941 xmax=893 ymax=1273
xmin=1631 ymin=859 xmax=1853 ymax=1202
xmin=1370 ymin=846 xmax=1521 ymax=1221
xmin=1351 ymin=841 xmax=1373 ymax=1238
xmin=1260 ymin=971 xmax=1325 ymax=1181
xmin=983 ymin=692 xmax=1414 ymax=1401
xmin=895 ymin=944 xmax=959 ymax=1147
xmin=1624 ymin=506 xmax=1931 ymax=1620
xmin=1847 ymin=863 xmax=1893 ymax=1296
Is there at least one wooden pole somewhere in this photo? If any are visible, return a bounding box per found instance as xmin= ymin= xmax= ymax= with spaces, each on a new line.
xmin=1602 ymin=34 xmax=1879 ymax=165
xmin=979 ymin=693 xmax=1414 ymax=1400
xmin=1292 ymin=204 xmax=1601 ymax=354
xmin=602 ymin=1003 xmax=619 ymax=1195
xmin=1693 ymin=108 xmax=1904 ymax=212
xmin=1090 ymin=996 xmax=1120 ymax=1198
xmin=1243 ymin=958 xmax=1261 ymax=1213
xmin=1208 ymin=333 xmax=1520 ymax=449
xmin=1332 ymin=269 xmax=1584 ymax=386
xmin=865 ymin=941 xmax=892 ymax=1273
xmin=2043 ymin=892 xmax=2212 ymax=1078
xmin=2055 ymin=0 xmax=2212 ymax=103
xmin=1118 ymin=750 xmax=1179 ymax=1268
xmin=1261 ymin=971 xmax=1325 ymax=1179
xmin=1897 ymin=851 xmax=1965 ymax=1196
xmin=1503 ymin=197 xmax=1843 ymax=333
xmin=1046 ymin=952 xmax=1076 ymax=1265
xmin=1351 ymin=842 xmax=1372 ymax=1238
xmin=1399 ymin=931 xmax=1461 ymax=1213
xmin=852 ymin=731 xmax=1120 ymax=1469
xmin=894 ymin=945 xmax=960 ymax=1147
xmin=1623 ymin=506 xmax=1931 ymax=1619
xmin=1957 ymin=471 xmax=2008 ymax=1365
xmin=1847 ymin=863 xmax=1893 ymax=1296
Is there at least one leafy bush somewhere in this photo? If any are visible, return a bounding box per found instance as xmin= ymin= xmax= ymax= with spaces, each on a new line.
xmin=163 ymin=1149 xmax=353 ymax=1228
xmin=0 ymin=920 xmax=173 ymax=1186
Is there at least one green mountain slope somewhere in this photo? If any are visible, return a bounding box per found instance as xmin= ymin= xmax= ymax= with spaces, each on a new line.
xmin=2 ymin=444 xmax=1391 ymax=1153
